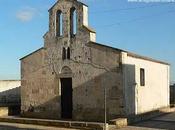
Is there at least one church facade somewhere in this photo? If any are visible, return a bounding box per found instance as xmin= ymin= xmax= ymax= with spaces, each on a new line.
xmin=20 ymin=0 xmax=170 ymax=122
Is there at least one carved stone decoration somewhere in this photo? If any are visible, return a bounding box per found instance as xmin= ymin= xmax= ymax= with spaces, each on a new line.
xmin=59 ymin=66 xmax=73 ymax=78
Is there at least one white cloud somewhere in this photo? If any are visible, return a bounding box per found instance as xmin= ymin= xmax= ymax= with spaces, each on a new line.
xmin=16 ymin=7 xmax=38 ymax=22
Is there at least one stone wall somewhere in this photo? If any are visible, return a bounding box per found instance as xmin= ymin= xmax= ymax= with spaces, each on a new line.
xmin=0 ymin=80 xmax=21 ymax=115
xmin=21 ymin=0 xmax=124 ymax=121
xmin=0 ymin=80 xmax=20 ymax=106
xmin=170 ymin=84 xmax=175 ymax=105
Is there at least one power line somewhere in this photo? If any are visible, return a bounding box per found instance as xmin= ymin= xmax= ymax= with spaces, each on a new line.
xmin=90 ymin=2 xmax=174 ymax=14
xmin=95 ymin=9 xmax=175 ymax=28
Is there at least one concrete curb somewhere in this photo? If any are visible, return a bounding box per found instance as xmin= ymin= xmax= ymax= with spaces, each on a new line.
xmin=0 ymin=117 xmax=105 ymax=130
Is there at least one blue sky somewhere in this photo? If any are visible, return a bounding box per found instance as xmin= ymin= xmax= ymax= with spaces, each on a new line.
xmin=0 ymin=0 xmax=175 ymax=83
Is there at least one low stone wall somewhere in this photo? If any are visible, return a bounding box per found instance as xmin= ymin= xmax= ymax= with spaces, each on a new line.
xmin=0 ymin=80 xmax=21 ymax=115
xmin=170 ymin=85 xmax=175 ymax=105
xmin=0 ymin=80 xmax=20 ymax=105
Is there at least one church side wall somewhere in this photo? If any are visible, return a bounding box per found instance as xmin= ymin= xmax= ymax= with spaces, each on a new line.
xmin=123 ymin=53 xmax=170 ymax=115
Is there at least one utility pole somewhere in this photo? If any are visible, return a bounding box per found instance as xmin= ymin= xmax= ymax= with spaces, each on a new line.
xmin=104 ymin=85 xmax=107 ymax=130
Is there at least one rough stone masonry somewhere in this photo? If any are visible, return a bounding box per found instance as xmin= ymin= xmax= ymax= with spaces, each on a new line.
xmin=20 ymin=0 xmax=170 ymax=122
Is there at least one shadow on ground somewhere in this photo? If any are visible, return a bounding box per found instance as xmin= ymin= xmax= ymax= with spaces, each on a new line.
xmin=0 ymin=125 xmax=36 ymax=130
xmin=132 ymin=120 xmax=175 ymax=130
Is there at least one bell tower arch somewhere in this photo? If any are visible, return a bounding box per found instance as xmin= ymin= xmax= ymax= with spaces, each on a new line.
xmin=44 ymin=0 xmax=96 ymax=47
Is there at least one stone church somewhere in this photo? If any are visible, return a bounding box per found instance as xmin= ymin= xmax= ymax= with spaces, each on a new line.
xmin=20 ymin=0 xmax=170 ymax=122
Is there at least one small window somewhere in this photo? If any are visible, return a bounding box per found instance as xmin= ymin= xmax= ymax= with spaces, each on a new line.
xmin=62 ymin=47 xmax=71 ymax=60
xmin=70 ymin=7 xmax=77 ymax=37
xmin=140 ymin=68 xmax=145 ymax=86
xmin=67 ymin=47 xmax=70 ymax=59
xmin=56 ymin=10 xmax=63 ymax=36
xmin=62 ymin=47 xmax=66 ymax=60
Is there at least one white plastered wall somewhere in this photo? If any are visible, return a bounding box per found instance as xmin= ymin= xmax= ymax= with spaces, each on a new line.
xmin=0 ymin=80 xmax=21 ymax=92
xmin=122 ymin=52 xmax=170 ymax=115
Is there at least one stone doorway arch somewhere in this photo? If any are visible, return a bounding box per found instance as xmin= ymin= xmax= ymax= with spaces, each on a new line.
xmin=59 ymin=66 xmax=73 ymax=78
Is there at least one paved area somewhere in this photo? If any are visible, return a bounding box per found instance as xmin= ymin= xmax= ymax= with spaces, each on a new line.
xmin=120 ymin=126 xmax=163 ymax=130
xmin=153 ymin=113 xmax=175 ymax=122
xmin=0 ymin=122 xmax=166 ymax=130
xmin=0 ymin=122 xmax=165 ymax=130
xmin=1 ymin=113 xmax=175 ymax=130
xmin=0 ymin=122 xmax=81 ymax=130
xmin=129 ymin=120 xmax=173 ymax=130
xmin=122 ymin=112 xmax=175 ymax=130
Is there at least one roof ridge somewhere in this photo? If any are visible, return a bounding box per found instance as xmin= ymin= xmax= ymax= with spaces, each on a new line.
xmin=88 ymin=41 xmax=170 ymax=65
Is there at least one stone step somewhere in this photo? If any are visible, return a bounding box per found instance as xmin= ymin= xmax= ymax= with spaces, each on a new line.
xmin=110 ymin=118 xmax=128 ymax=129
xmin=108 ymin=125 xmax=117 ymax=130
xmin=0 ymin=116 xmax=106 ymax=130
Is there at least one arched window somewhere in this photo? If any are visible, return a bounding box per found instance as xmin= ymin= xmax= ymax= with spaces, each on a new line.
xmin=67 ymin=47 xmax=70 ymax=59
xmin=56 ymin=10 xmax=63 ymax=36
xmin=62 ymin=47 xmax=66 ymax=60
xmin=70 ymin=7 xmax=77 ymax=37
